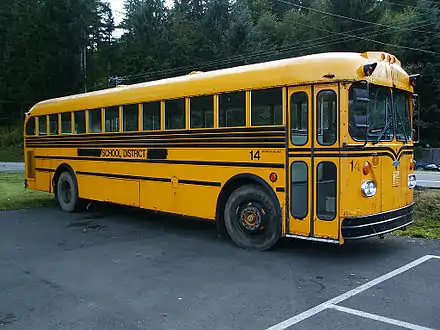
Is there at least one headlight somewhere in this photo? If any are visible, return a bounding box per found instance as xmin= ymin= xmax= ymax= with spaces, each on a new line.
xmin=408 ymin=174 xmax=417 ymax=189
xmin=361 ymin=180 xmax=377 ymax=197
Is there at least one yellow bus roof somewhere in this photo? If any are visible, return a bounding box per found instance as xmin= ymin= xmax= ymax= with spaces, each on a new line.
xmin=29 ymin=51 xmax=412 ymax=116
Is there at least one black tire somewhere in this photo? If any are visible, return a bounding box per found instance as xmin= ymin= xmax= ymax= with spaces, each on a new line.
xmin=56 ymin=171 xmax=80 ymax=213
xmin=224 ymin=184 xmax=281 ymax=250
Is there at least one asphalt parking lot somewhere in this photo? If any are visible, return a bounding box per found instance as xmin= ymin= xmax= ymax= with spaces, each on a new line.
xmin=1 ymin=205 xmax=439 ymax=330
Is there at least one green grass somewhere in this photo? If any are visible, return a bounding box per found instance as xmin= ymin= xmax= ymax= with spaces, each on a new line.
xmin=0 ymin=172 xmax=53 ymax=211
xmin=0 ymin=123 xmax=24 ymax=162
xmin=395 ymin=189 xmax=440 ymax=239
xmin=0 ymin=147 xmax=23 ymax=162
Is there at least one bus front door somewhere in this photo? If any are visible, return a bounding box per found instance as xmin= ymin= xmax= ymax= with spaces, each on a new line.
xmin=287 ymin=84 xmax=340 ymax=242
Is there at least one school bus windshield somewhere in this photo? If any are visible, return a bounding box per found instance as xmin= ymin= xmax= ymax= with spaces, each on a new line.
xmin=348 ymin=83 xmax=411 ymax=142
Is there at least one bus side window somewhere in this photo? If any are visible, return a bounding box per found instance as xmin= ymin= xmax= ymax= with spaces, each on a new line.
xmin=88 ymin=109 xmax=102 ymax=133
xmin=219 ymin=91 xmax=246 ymax=127
xmin=190 ymin=95 xmax=214 ymax=128
xmin=61 ymin=112 xmax=72 ymax=134
xmin=74 ymin=111 xmax=86 ymax=134
xmin=49 ymin=114 xmax=59 ymax=135
xmin=26 ymin=117 xmax=36 ymax=136
xmin=123 ymin=104 xmax=139 ymax=132
xmin=165 ymin=99 xmax=185 ymax=130
xmin=143 ymin=102 xmax=161 ymax=130
xmin=317 ymin=90 xmax=337 ymax=146
xmin=105 ymin=106 xmax=120 ymax=132
xmin=251 ymin=88 xmax=283 ymax=126
xmin=290 ymin=92 xmax=308 ymax=146
xmin=38 ymin=116 xmax=47 ymax=135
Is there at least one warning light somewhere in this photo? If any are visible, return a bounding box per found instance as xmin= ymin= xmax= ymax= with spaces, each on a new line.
xmin=269 ymin=172 xmax=278 ymax=183
xmin=363 ymin=162 xmax=371 ymax=175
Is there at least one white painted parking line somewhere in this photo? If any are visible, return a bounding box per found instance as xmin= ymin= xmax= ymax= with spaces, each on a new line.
xmin=329 ymin=304 xmax=435 ymax=330
xmin=417 ymin=180 xmax=440 ymax=183
xmin=265 ymin=255 xmax=440 ymax=330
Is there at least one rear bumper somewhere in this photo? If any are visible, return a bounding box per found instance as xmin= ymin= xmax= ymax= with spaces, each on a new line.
xmin=342 ymin=203 xmax=414 ymax=240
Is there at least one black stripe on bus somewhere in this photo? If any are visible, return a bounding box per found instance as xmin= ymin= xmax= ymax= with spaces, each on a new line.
xmin=76 ymin=171 xmax=221 ymax=187
xmin=26 ymin=126 xmax=287 ymax=140
xmin=179 ymin=179 xmax=221 ymax=187
xmin=35 ymin=155 xmax=285 ymax=169
xmin=35 ymin=167 xmax=55 ymax=173
xmin=27 ymin=143 xmax=287 ymax=149
xmin=26 ymin=136 xmax=286 ymax=145
xmin=276 ymin=187 xmax=285 ymax=193
xmin=76 ymin=171 xmax=171 ymax=183
xmin=26 ymin=132 xmax=287 ymax=143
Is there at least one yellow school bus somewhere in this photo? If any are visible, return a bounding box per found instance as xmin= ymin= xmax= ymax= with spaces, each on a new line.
xmin=23 ymin=51 xmax=416 ymax=250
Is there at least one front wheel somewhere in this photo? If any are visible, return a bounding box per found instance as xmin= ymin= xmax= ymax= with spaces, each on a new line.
xmin=224 ymin=185 xmax=281 ymax=250
xmin=56 ymin=171 xmax=81 ymax=212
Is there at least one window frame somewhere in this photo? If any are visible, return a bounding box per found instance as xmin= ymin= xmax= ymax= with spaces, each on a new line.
xmin=189 ymin=95 xmax=215 ymax=129
xmin=250 ymin=87 xmax=284 ymax=127
xmin=74 ymin=110 xmax=86 ymax=134
xmin=290 ymin=91 xmax=309 ymax=147
xmin=61 ymin=112 xmax=73 ymax=135
xmin=164 ymin=98 xmax=186 ymax=130
xmin=122 ymin=103 xmax=139 ymax=132
xmin=38 ymin=115 xmax=48 ymax=136
xmin=316 ymin=161 xmax=337 ymax=221
xmin=88 ymin=108 xmax=102 ymax=134
xmin=104 ymin=106 xmax=120 ymax=133
xmin=142 ymin=101 xmax=162 ymax=131
xmin=316 ymin=89 xmax=337 ymax=146
xmin=218 ymin=91 xmax=247 ymax=128
xmin=290 ymin=161 xmax=309 ymax=220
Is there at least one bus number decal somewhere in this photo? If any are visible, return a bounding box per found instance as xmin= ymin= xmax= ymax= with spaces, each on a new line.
xmin=350 ymin=160 xmax=360 ymax=171
xmin=250 ymin=150 xmax=261 ymax=161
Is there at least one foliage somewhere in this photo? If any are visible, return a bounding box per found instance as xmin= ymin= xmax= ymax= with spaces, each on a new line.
xmin=395 ymin=189 xmax=440 ymax=239
xmin=1 ymin=0 xmax=440 ymax=145
xmin=0 ymin=172 xmax=53 ymax=211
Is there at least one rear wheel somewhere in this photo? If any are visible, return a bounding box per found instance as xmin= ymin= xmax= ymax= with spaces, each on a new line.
xmin=56 ymin=171 xmax=80 ymax=212
xmin=224 ymin=184 xmax=281 ymax=250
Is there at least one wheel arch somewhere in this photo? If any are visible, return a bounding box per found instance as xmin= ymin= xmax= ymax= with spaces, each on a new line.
xmin=52 ymin=163 xmax=77 ymax=193
xmin=215 ymin=173 xmax=282 ymax=239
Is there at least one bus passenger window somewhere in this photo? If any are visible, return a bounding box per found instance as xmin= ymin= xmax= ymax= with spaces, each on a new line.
xmin=317 ymin=90 xmax=337 ymax=145
xmin=74 ymin=111 xmax=86 ymax=134
xmin=105 ymin=107 xmax=120 ymax=132
xmin=290 ymin=161 xmax=308 ymax=219
xmin=49 ymin=114 xmax=59 ymax=135
xmin=89 ymin=109 xmax=102 ymax=133
xmin=123 ymin=104 xmax=139 ymax=132
xmin=190 ymin=95 xmax=213 ymax=128
xmin=165 ymin=99 xmax=185 ymax=130
xmin=143 ymin=102 xmax=161 ymax=130
xmin=26 ymin=117 xmax=36 ymax=136
xmin=290 ymin=92 xmax=308 ymax=146
xmin=316 ymin=162 xmax=337 ymax=220
xmin=61 ymin=113 xmax=72 ymax=134
xmin=38 ymin=116 xmax=47 ymax=135
xmin=219 ymin=92 xmax=245 ymax=127
xmin=251 ymin=88 xmax=283 ymax=126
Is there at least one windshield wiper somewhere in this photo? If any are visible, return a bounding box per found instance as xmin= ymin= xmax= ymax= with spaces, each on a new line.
xmin=372 ymin=117 xmax=392 ymax=145
xmin=395 ymin=110 xmax=409 ymax=143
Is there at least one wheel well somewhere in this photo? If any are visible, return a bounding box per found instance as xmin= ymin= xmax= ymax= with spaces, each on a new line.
xmin=52 ymin=163 xmax=76 ymax=193
xmin=215 ymin=174 xmax=281 ymax=239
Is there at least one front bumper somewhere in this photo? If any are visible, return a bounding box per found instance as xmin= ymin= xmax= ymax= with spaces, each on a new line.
xmin=342 ymin=203 xmax=414 ymax=240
